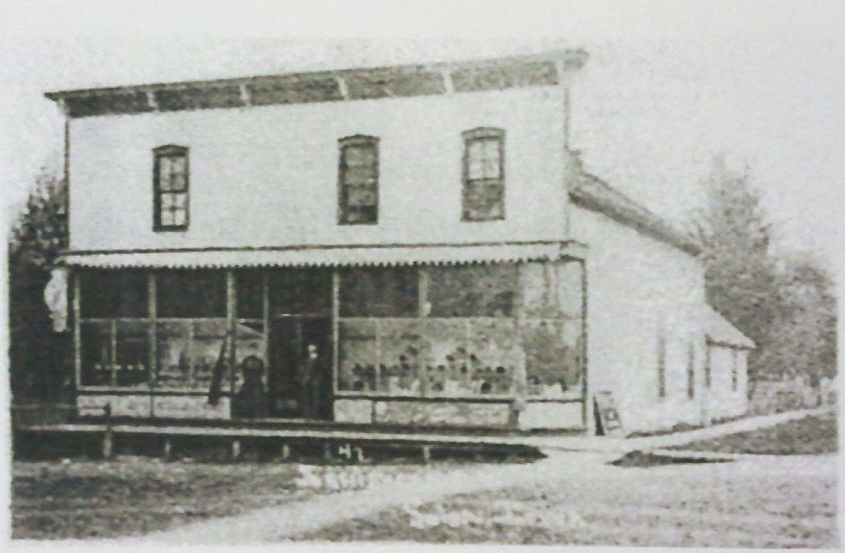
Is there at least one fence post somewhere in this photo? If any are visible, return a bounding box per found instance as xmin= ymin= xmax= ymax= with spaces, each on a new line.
xmin=163 ymin=437 xmax=173 ymax=461
xmin=102 ymin=403 xmax=113 ymax=459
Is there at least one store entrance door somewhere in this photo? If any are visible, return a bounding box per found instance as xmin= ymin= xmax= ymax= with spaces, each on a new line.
xmin=267 ymin=316 xmax=332 ymax=419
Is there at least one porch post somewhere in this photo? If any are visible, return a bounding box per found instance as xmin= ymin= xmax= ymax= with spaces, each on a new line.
xmin=73 ymin=271 xmax=81 ymax=390
xmin=331 ymin=270 xmax=340 ymax=396
xmin=148 ymin=271 xmax=157 ymax=418
xmin=580 ymin=258 xmax=589 ymax=430
xmin=227 ymin=270 xmax=236 ymax=399
xmin=262 ymin=270 xmax=270 ymax=386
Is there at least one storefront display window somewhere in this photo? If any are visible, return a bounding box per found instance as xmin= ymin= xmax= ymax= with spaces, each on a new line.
xmin=340 ymin=268 xmax=417 ymax=317
xmin=428 ymin=264 xmax=516 ymax=317
xmin=156 ymin=270 xmax=225 ymax=318
xmin=80 ymin=322 xmax=112 ymax=386
xmin=115 ymin=321 xmax=150 ymax=387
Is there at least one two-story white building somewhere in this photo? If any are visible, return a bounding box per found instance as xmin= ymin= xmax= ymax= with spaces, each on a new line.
xmin=46 ymin=49 xmax=754 ymax=434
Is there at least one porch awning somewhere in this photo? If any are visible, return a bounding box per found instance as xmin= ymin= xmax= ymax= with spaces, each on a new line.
xmin=703 ymin=305 xmax=756 ymax=350
xmin=59 ymin=240 xmax=587 ymax=269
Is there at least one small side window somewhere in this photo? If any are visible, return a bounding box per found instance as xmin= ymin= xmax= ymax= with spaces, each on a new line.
xmin=153 ymin=145 xmax=189 ymax=231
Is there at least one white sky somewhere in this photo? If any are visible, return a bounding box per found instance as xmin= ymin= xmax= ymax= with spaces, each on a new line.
xmin=1 ymin=1 xmax=843 ymax=265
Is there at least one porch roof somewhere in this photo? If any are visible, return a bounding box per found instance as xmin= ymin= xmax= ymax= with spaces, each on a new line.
xmin=59 ymin=240 xmax=587 ymax=269
xmin=704 ymin=305 xmax=756 ymax=349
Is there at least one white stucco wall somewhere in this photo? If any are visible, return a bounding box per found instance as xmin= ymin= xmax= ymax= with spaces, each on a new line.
xmin=68 ymin=86 xmax=568 ymax=251
xmin=705 ymin=345 xmax=748 ymax=421
xmin=570 ymin=205 xmax=712 ymax=434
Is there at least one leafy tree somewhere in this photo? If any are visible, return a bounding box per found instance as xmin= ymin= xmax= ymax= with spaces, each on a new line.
xmin=8 ymin=169 xmax=70 ymax=400
xmin=693 ymin=155 xmax=837 ymax=391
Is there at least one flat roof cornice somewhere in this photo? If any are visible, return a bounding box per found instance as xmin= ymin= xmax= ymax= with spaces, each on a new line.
xmin=45 ymin=49 xmax=588 ymax=118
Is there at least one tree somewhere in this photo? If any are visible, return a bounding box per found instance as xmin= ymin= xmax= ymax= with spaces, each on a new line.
xmin=8 ymin=169 xmax=70 ymax=400
xmin=693 ymin=155 xmax=837 ymax=390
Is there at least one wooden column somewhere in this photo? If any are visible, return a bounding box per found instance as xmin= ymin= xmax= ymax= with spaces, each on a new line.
xmin=227 ymin=270 xmax=236 ymax=397
xmin=109 ymin=319 xmax=118 ymax=387
xmin=331 ymin=271 xmax=340 ymax=395
xmin=73 ymin=272 xmax=81 ymax=389
xmin=580 ymin=259 xmax=589 ymax=429
xmin=148 ymin=272 xmax=157 ymax=418
xmin=418 ymin=268 xmax=429 ymax=317
xmin=262 ymin=270 xmax=270 ymax=386
xmin=102 ymin=403 xmax=113 ymax=459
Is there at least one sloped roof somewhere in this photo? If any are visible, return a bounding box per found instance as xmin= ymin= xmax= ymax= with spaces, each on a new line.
xmin=570 ymin=171 xmax=701 ymax=256
xmin=703 ymin=305 xmax=756 ymax=349
xmin=59 ymin=240 xmax=588 ymax=269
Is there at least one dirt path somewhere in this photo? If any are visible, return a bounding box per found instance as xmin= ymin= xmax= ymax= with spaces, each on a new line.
xmin=115 ymin=407 xmax=836 ymax=544
xmin=126 ymin=451 xmax=613 ymax=544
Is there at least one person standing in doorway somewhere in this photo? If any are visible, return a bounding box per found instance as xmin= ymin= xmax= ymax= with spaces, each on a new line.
xmin=300 ymin=343 xmax=323 ymax=419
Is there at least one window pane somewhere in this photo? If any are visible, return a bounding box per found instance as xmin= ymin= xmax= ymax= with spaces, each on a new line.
xmin=269 ymin=269 xmax=331 ymax=316
xmin=468 ymin=160 xmax=484 ymax=180
xmin=172 ymin=208 xmax=187 ymax=227
xmin=343 ymin=167 xmax=376 ymax=185
xmin=338 ymin=320 xmax=377 ymax=392
xmin=340 ymin=268 xmax=418 ymax=317
xmin=428 ymin=264 xmax=516 ymax=317
xmin=482 ymin=158 xmax=500 ymax=179
xmin=115 ymin=321 xmax=150 ymax=387
xmin=467 ymin=140 xmax=484 ymax=162
xmin=343 ymin=205 xmax=377 ymax=224
xmin=157 ymin=270 xmax=226 ymax=318
xmin=522 ymin=261 xmax=582 ymax=319
xmin=346 ymin=186 xmax=377 ymax=207
xmin=160 ymin=210 xmax=175 ymax=227
xmin=193 ymin=320 xmax=229 ymax=390
xmin=482 ymin=138 xmax=500 ymax=159
xmin=158 ymin=157 xmax=173 ymax=190
xmin=155 ymin=322 xmax=192 ymax=388
xmin=466 ymin=319 xmax=520 ymax=395
xmin=524 ymin=319 xmax=581 ymax=398
xmin=160 ymin=193 xmax=186 ymax=210
xmin=463 ymin=181 xmax=504 ymax=221
xmin=344 ymin=145 xmax=376 ymax=166
xmin=80 ymin=270 xmax=148 ymax=318
xmin=80 ymin=322 xmax=112 ymax=385
xmin=235 ymin=321 xmax=266 ymax=367
xmin=171 ymin=156 xmax=186 ymax=176
xmin=236 ymin=270 xmax=264 ymax=319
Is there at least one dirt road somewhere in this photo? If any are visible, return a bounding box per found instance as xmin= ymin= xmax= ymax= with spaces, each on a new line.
xmin=129 ymin=451 xmax=836 ymax=547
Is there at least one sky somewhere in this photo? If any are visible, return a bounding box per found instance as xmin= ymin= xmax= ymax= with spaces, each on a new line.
xmin=1 ymin=1 xmax=843 ymax=267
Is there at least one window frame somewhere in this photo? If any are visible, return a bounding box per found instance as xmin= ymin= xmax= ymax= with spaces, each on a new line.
xmin=461 ymin=127 xmax=505 ymax=222
xmin=337 ymin=134 xmax=379 ymax=225
xmin=153 ymin=144 xmax=190 ymax=232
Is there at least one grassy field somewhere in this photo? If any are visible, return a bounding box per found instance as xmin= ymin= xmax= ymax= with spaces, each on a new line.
xmin=11 ymin=454 xmax=470 ymax=540
xmin=671 ymin=411 xmax=838 ymax=454
xmin=12 ymin=457 xmax=308 ymax=539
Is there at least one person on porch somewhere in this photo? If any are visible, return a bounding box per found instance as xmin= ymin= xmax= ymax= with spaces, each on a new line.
xmin=300 ymin=343 xmax=323 ymax=419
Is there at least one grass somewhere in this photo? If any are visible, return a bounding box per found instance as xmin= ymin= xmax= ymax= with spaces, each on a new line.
xmin=12 ymin=458 xmax=307 ymax=539
xmin=670 ymin=412 xmax=838 ymax=455
xmin=11 ymin=448 xmax=508 ymax=540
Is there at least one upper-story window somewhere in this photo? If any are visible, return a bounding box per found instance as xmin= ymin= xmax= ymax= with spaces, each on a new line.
xmin=153 ymin=145 xmax=189 ymax=231
xmin=462 ymin=127 xmax=505 ymax=221
xmin=338 ymin=135 xmax=379 ymax=225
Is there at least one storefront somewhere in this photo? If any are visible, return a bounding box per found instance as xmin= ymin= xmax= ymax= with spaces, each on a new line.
xmin=71 ymin=251 xmax=587 ymax=430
